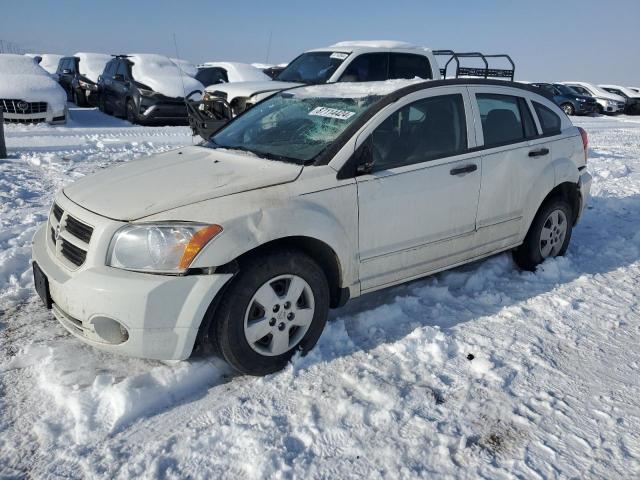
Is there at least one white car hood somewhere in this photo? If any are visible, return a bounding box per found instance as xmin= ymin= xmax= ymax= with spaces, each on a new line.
xmin=205 ymin=80 xmax=302 ymax=101
xmin=64 ymin=146 xmax=302 ymax=221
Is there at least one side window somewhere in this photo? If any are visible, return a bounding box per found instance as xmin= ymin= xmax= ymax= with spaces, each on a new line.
xmin=477 ymin=93 xmax=534 ymax=147
xmin=56 ymin=59 xmax=65 ymax=73
xmin=533 ymin=102 xmax=561 ymax=135
xmin=339 ymin=53 xmax=388 ymax=82
xmin=370 ymin=94 xmax=467 ymax=171
xmin=388 ymin=53 xmax=432 ymax=80
xmin=573 ymin=86 xmax=590 ymax=96
xmin=196 ymin=67 xmax=228 ymax=86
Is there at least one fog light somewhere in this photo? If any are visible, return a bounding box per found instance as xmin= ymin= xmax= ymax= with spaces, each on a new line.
xmin=91 ymin=316 xmax=129 ymax=344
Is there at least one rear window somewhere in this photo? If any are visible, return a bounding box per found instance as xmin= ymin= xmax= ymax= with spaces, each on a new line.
xmin=388 ymin=53 xmax=432 ymax=80
xmin=533 ymin=102 xmax=562 ymax=135
xmin=477 ymin=93 xmax=532 ymax=147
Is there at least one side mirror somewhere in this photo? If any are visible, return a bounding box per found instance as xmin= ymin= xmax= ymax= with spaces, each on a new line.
xmin=355 ymin=141 xmax=374 ymax=175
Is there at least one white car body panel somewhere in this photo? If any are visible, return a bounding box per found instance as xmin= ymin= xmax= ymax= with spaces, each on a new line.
xmin=32 ymin=81 xmax=591 ymax=360
xmin=198 ymin=62 xmax=271 ymax=83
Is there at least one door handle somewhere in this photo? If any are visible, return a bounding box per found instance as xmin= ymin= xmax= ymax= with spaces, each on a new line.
xmin=450 ymin=164 xmax=477 ymax=176
xmin=528 ymin=148 xmax=549 ymax=157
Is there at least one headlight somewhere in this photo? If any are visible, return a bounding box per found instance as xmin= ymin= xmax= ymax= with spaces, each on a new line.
xmin=138 ymin=88 xmax=156 ymax=97
xmin=107 ymin=223 xmax=223 ymax=273
xmin=576 ymin=97 xmax=586 ymax=102
xmin=78 ymin=80 xmax=97 ymax=91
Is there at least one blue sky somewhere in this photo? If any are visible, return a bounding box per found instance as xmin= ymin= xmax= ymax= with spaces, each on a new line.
xmin=1 ymin=0 xmax=639 ymax=85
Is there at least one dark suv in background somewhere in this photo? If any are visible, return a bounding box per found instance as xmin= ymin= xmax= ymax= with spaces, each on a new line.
xmin=531 ymin=83 xmax=597 ymax=116
xmin=56 ymin=56 xmax=98 ymax=107
xmin=97 ymin=55 xmax=200 ymax=125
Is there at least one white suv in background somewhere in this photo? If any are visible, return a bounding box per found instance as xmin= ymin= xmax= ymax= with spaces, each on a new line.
xmin=32 ymin=79 xmax=591 ymax=375
xmin=560 ymin=81 xmax=625 ymax=114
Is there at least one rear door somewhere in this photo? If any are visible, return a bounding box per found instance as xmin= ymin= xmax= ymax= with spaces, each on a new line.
xmin=355 ymin=87 xmax=481 ymax=291
xmin=469 ymin=86 xmax=554 ymax=249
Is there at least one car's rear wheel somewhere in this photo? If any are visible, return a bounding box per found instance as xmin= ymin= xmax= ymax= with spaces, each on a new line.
xmin=561 ymin=103 xmax=575 ymax=116
xmin=210 ymin=249 xmax=329 ymax=375
xmin=512 ymin=198 xmax=573 ymax=271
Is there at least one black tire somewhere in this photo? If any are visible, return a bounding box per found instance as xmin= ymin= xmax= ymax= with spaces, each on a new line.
xmin=98 ymin=94 xmax=111 ymax=115
xmin=597 ymin=104 xmax=604 ymax=115
xmin=126 ymin=99 xmax=139 ymax=124
xmin=210 ymin=249 xmax=329 ymax=375
xmin=73 ymin=89 xmax=87 ymax=107
xmin=512 ymin=198 xmax=573 ymax=271
xmin=561 ymin=103 xmax=575 ymax=116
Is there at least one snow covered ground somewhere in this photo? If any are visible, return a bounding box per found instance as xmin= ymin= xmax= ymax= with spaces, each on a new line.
xmin=1 ymin=107 xmax=639 ymax=479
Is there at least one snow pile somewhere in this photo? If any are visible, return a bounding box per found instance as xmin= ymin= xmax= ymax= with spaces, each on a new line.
xmin=33 ymin=53 xmax=64 ymax=74
xmin=330 ymin=40 xmax=424 ymax=50
xmin=128 ymin=54 xmax=204 ymax=98
xmin=0 ymin=54 xmax=66 ymax=111
xmin=74 ymin=52 xmax=111 ymax=82
xmin=1 ymin=114 xmax=640 ymax=477
xmin=290 ymin=78 xmax=426 ymax=98
xmin=170 ymin=57 xmax=198 ymax=77
xmin=200 ymin=62 xmax=271 ymax=82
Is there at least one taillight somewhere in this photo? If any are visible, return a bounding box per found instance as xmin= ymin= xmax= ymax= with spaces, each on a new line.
xmin=578 ymin=127 xmax=588 ymax=163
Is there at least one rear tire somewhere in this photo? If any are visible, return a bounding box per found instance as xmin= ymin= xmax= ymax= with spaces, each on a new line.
xmin=512 ymin=198 xmax=573 ymax=271
xmin=561 ymin=103 xmax=575 ymax=116
xmin=210 ymin=249 xmax=329 ymax=375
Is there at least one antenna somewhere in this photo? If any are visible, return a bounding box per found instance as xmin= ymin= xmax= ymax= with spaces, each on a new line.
xmin=171 ymin=33 xmax=195 ymax=144
xmin=265 ymin=30 xmax=273 ymax=64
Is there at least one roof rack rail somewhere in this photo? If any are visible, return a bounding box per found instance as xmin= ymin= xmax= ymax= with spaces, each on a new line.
xmin=433 ymin=50 xmax=515 ymax=81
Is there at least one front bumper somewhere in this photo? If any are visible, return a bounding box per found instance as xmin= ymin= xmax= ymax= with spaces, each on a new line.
xmin=139 ymin=97 xmax=189 ymax=122
xmin=2 ymin=107 xmax=67 ymax=124
xmin=31 ymin=201 xmax=232 ymax=360
xmin=575 ymin=102 xmax=597 ymax=115
xmin=577 ymin=169 xmax=592 ymax=222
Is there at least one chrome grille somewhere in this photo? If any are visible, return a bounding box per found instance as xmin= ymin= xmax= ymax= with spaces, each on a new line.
xmin=48 ymin=203 xmax=94 ymax=268
xmin=1 ymin=99 xmax=48 ymax=114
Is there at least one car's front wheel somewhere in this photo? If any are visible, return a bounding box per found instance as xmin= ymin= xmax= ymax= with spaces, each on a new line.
xmin=561 ymin=103 xmax=575 ymax=116
xmin=209 ymin=249 xmax=329 ymax=375
xmin=512 ymin=198 xmax=573 ymax=271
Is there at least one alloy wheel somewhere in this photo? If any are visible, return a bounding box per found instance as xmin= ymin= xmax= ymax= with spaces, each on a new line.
xmin=539 ymin=209 xmax=567 ymax=258
xmin=243 ymin=274 xmax=315 ymax=356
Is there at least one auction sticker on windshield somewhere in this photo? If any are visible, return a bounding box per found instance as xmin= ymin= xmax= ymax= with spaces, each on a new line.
xmin=309 ymin=106 xmax=356 ymax=120
xmin=330 ymin=52 xmax=349 ymax=60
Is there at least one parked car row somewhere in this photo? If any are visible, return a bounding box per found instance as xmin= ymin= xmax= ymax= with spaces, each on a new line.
xmin=527 ymin=81 xmax=639 ymax=116
xmin=2 ymin=44 xmax=639 ymax=127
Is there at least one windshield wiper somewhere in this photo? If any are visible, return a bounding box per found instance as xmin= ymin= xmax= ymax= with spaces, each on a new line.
xmin=220 ymin=145 xmax=300 ymax=164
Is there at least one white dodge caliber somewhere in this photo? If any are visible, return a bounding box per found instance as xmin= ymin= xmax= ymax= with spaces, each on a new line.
xmin=32 ymin=79 xmax=592 ymax=375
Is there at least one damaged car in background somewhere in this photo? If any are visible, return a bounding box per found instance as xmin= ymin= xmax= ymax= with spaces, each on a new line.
xmin=186 ymin=41 xmax=516 ymax=139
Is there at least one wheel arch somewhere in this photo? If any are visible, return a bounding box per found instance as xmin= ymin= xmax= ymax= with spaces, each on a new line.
xmin=217 ymin=235 xmax=347 ymax=309
xmin=540 ymin=181 xmax=581 ymax=225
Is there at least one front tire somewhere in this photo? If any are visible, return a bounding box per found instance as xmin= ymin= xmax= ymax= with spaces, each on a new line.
xmin=512 ymin=198 xmax=573 ymax=271
xmin=73 ymin=89 xmax=87 ymax=107
xmin=210 ymin=249 xmax=329 ymax=375
xmin=561 ymin=103 xmax=575 ymax=116
xmin=126 ymin=99 xmax=140 ymax=124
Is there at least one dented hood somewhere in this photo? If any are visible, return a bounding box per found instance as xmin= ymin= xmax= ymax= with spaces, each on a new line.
xmin=64 ymin=146 xmax=302 ymax=221
xmin=205 ymin=80 xmax=302 ymax=102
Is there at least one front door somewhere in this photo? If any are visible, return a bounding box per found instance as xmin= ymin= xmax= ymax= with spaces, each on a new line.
xmin=356 ymin=88 xmax=481 ymax=291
